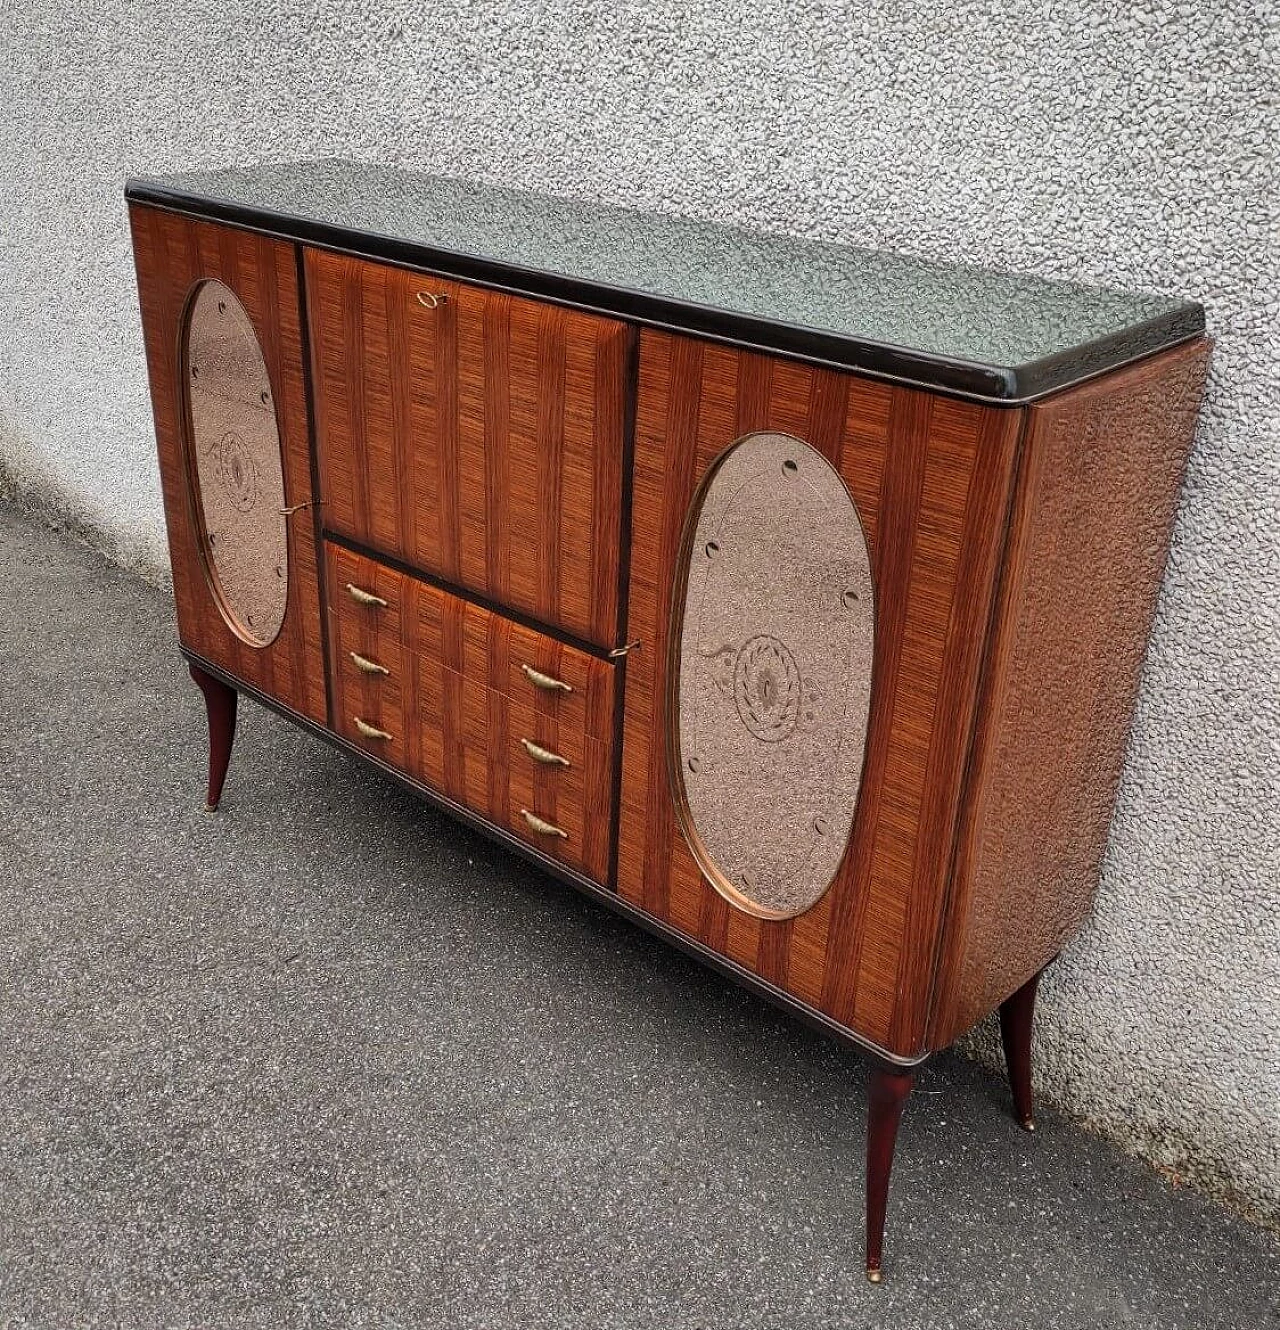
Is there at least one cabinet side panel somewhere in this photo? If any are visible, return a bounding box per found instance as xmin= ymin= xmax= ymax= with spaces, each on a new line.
xmin=930 ymin=339 xmax=1211 ymax=1047
xmin=618 ymin=330 xmax=1022 ymax=1057
xmin=128 ymin=204 xmax=327 ymax=726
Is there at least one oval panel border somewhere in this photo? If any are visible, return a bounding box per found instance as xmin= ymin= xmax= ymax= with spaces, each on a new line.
xmin=180 ymin=278 xmax=291 ymax=649
xmin=666 ymin=431 xmax=877 ymax=921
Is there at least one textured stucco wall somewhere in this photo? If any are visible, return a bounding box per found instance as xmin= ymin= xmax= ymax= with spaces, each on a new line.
xmin=2 ymin=1 xmax=1277 ymax=1223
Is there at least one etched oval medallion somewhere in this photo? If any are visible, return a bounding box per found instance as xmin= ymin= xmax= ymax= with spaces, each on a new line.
xmin=184 ymin=280 xmax=288 ymax=646
xmin=671 ymin=432 xmax=875 ymax=919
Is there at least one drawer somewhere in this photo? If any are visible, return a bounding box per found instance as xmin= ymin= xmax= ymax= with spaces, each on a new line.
xmin=327 ymin=546 xmax=411 ymax=771
xmin=306 ymin=249 xmax=632 ymax=650
xmin=325 ymin=544 xmax=617 ymax=883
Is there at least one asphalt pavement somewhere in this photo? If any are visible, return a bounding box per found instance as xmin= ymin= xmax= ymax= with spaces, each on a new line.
xmin=0 ymin=502 xmax=1276 ymax=1329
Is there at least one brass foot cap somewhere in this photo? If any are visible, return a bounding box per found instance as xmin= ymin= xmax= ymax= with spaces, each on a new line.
xmin=1020 ymin=1116 xmax=1037 ymax=1133
xmin=866 ymin=1267 xmax=883 ymax=1284
xmin=204 ymin=801 xmax=219 ymax=813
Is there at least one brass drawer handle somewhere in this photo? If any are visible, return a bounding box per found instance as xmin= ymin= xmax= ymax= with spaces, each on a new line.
xmin=350 ymin=651 xmax=389 ymax=676
xmin=416 ymin=291 xmax=450 ymax=309
xmin=353 ymin=717 xmax=393 ymax=741
xmin=521 ymin=738 xmax=570 ymax=768
xmin=520 ymin=809 xmax=567 ymax=839
xmin=346 ymin=582 xmax=388 ymax=608
xmin=521 ymin=663 xmax=573 ymax=694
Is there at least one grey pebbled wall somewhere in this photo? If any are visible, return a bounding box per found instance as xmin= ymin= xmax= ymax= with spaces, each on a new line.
xmin=2 ymin=1 xmax=1277 ymax=1223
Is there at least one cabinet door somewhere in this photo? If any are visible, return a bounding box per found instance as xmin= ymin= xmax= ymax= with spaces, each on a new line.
xmin=130 ymin=205 xmax=327 ymax=726
xmin=305 ymin=249 xmax=632 ymax=651
xmin=617 ymin=331 xmax=1023 ymax=1059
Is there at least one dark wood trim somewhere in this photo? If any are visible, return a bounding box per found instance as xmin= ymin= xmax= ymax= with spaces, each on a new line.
xmin=999 ymin=967 xmax=1042 ymax=1132
xmin=615 ymin=325 xmax=641 ymax=649
xmin=181 ymin=646 xmax=929 ymax=1072
xmin=188 ymin=661 xmax=237 ymax=811
xmin=607 ymin=326 xmax=642 ymax=890
xmin=295 ymin=242 xmax=334 ymax=731
xmin=124 ymin=184 xmax=1206 ymax=406
xmin=865 ymin=1067 xmax=915 ymax=1283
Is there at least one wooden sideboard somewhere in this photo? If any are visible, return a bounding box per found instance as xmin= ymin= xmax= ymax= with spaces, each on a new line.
xmin=126 ymin=161 xmax=1209 ymax=1281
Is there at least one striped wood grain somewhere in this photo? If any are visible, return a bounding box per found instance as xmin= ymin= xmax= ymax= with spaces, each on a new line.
xmin=128 ymin=204 xmax=327 ymax=727
xmin=617 ymin=330 xmax=1024 ymax=1058
xmin=305 ymin=249 xmax=632 ymax=650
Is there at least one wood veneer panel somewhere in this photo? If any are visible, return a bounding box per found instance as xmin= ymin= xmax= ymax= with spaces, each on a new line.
xmin=128 ymin=204 xmax=327 ymax=727
xmin=929 ymin=339 xmax=1212 ymax=1046
xmin=326 ymin=543 xmax=616 ymax=883
xmin=305 ymin=249 xmax=631 ymax=650
xmin=618 ymin=331 xmax=1024 ymax=1057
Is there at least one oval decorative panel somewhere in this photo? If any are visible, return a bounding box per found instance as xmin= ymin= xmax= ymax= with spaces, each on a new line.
xmin=671 ymin=432 xmax=875 ymax=919
xmin=184 ymin=280 xmax=289 ymax=647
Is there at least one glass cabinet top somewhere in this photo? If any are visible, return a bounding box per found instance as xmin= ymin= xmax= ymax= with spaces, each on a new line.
xmin=127 ymin=159 xmax=1203 ymax=402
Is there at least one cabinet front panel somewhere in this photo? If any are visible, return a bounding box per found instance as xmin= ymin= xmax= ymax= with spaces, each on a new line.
xmin=129 ymin=205 xmax=327 ymax=726
xmin=326 ymin=544 xmax=616 ymax=883
xmin=306 ymin=250 xmax=632 ymax=651
xmin=618 ymin=331 xmax=1024 ymax=1057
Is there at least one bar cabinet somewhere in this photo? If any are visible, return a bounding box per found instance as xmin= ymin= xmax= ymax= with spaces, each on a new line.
xmin=127 ymin=161 xmax=1209 ymax=1279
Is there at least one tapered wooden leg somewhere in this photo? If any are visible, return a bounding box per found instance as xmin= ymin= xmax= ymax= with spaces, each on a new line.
xmin=865 ymin=1067 xmax=914 ymax=1283
xmin=188 ymin=662 xmax=237 ymax=812
xmin=999 ymin=969 xmax=1041 ymax=1132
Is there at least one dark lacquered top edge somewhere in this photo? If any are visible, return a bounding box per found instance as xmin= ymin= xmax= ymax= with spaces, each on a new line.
xmin=124 ymin=168 xmax=1206 ymax=405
